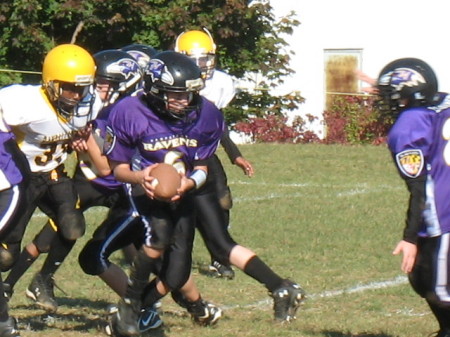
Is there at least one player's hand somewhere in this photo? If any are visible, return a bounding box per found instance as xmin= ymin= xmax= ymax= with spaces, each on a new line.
xmin=235 ymin=156 xmax=254 ymax=177
xmin=392 ymin=240 xmax=417 ymax=273
xmin=71 ymin=124 xmax=92 ymax=152
xmin=175 ymin=173 xmax=195 ymax=200
xmin=141 ymin=164 xmax=157 ymax=199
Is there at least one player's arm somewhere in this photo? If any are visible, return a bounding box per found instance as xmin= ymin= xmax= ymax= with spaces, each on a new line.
xmin=83 ymin=133 xmax=112 ymax=177
xmin=110 ymin=160 xmax=150 ymax=185
xmin=402 ymin=174 xmax=426 ymax=244
xmin=221 ymin=127 xmax=242 ymax=163
xmin=221 ymin=127 xmax=254 ymax=176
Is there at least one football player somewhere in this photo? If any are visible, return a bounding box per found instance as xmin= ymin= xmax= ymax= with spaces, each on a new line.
xmin=376 ymin=58 xmax=450 ymax=337
xmin=0 ymin=44 xmax=95 ymax=313
xmin=3 ymin=49 xmax=143 ymax=314
xmin=174 ymin=29 xmax=306 ymax=323
xmin=104 ymin=50 xmax=224 ymax=336
xmin=0 ymin=107 xmax=30 ymax=337
xmin=175 ymin=28 xmax=254 ymax=279
xmin=67 ymin=49 xmax=220 ymax=333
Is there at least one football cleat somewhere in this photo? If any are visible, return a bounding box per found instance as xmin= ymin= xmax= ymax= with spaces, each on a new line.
xmin=208 ymin=261 xmax=235 ymax=280
xmin=138 ymin=306 xmax=163 ymax=332
xmin=270 ymin=279 xmax=306 ymax=322
xmin=113 ymin=298 xmax=140 ymax=336
xmin=105 ymin=312 xmax=127 ymax=337
xmin=26 ymin=273 xmax=58 ymax=313
xmin=186 ymin=299 xmax=222 ymax=326
xmin=0 ymin=317 xmax=20 ymax=337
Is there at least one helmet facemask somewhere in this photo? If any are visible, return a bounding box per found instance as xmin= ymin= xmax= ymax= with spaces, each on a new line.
xmin=46 ymin=81 xmax=92 ymax=122
xmin=144 ymin=51 xmax=205 ymax=122
xmin=149 ymin=83 xmax=202 ymax=122
xmin=189 ymin=53 xmax=216 ymax=80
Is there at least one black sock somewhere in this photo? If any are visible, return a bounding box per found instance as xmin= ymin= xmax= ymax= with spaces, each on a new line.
xmin=5 ymin=249 xmax=37 ymax=288
xmin=142 ymin=279 xmax=164 ymax=308
xmin=243 ymin=255 xmax=284 ymax=292
xmin=40 ymin=235 xmax=75 ymax=277
xmin=125 ymin=251 xmax=158 ymax=302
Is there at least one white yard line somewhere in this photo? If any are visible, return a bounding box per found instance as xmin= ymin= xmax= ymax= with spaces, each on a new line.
xmin=221 ymin=275 xmax=409 ymax=310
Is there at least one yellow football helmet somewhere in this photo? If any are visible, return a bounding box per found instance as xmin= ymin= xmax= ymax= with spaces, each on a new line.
xmin=42 ymin=44 xmax=96 ymax=119
xmin=175 ymin=29 xmax=216 ymax=79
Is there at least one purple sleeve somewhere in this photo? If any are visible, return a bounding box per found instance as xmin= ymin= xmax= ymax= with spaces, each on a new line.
xmin=104 ymin=98 xmax=142 ymax=163
xmin=387 ymin=108 xmax=433 ymax=178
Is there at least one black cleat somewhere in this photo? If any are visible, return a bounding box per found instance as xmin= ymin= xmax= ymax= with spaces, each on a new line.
xmin=270 ymin=279 xmax=306 ymax=322
xmin=113 ymin=298 xmax=140 ymax=336
xmin=208 ymin=261 xmax=235 ymax=280
xmin=26 ymin=273 xmax=58 ymax=313
xmin=0 ymin=317 xmax=20 ymax=337
xmin=186 ymin=299 xmax=222 ymax=326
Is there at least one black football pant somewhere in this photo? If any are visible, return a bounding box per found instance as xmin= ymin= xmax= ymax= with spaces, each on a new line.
xmin=409 ymin=233 xmax=450 ymax=331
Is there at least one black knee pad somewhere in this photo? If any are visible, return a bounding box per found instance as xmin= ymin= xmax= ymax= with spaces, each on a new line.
xmin=0 ymin=243 xmax=20 ymax=272
xmin=58 ymin=210 xmax=86 ymax=240
xmin=79 ymin=240 xmax=107 ymax=275
xmin=218 ymin=189 xmax=233 ymax=210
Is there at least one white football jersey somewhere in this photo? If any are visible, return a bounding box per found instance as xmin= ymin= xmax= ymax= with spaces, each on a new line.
xmin=201 ymin=70 xmax=236 ymax=109
xmin=0 ymin=84 xmax=89 ymax=173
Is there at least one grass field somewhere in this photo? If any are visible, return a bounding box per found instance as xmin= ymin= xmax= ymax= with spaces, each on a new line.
xmin=7 ymin=144 xmax=438 ymax=337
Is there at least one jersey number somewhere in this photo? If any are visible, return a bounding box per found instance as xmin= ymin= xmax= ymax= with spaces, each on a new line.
xmin=35 ymin=143 xmax=68 ymax=166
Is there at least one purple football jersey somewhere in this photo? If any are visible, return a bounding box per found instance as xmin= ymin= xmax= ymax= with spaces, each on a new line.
xmin=0 ymin=131 xmax=24 ymax=189
xmin=105 ymin=95 xmax=224 ymax=175
xmin=388 ymin=104 xmax=450 ymax=236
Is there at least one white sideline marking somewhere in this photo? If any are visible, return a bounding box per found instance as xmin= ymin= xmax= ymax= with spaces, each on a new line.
xmin=222 ymin=275 xmax=408 ymax=310
xmin=30 ymin=181 xmax=401 ymax=217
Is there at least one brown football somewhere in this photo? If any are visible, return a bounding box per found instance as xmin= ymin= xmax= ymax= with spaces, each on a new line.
xmin=150 ymin=163 xmax=181 ymax=201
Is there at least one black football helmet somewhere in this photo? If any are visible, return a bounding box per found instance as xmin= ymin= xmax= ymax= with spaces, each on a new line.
xmin=376 ymin=58 xmax=439 ymax=114
xmin=93 ymin=49 xmax=143 ymax=105
xmin=121 ymin=43 xmax=158 ymax=70
xmin=144 ymin=51 xmax=204 ymax=120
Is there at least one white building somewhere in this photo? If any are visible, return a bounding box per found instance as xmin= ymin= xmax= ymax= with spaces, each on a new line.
xmin=269 ymin=0 xmax=450 ymax=138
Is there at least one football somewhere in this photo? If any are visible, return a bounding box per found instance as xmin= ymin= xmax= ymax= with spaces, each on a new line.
xmin=150 ymin=163 xmax=181 ymax=201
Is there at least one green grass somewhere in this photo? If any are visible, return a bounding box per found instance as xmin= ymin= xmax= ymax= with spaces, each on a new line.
xmin=8 ymin=144 xmax=438 ymax=337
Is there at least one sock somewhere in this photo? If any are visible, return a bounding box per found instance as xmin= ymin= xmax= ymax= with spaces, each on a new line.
xmin=125 ymin=251 xmax=158 ymax=302
xmin=40 ymin=235 xmax=75 ymax=277
xmin=243 ymin=255 xmax=284 ymax=292
xmin=5 ymin=249 xmax=37 ymax=288
xmin=142 ymin=279 xmax=165 ymax=308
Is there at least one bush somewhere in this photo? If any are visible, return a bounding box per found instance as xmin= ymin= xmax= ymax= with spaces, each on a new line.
xmin=323 ymin=95 xmax=393 ymax=145
xmin=234 ymin=113 xmax=320 ymax=143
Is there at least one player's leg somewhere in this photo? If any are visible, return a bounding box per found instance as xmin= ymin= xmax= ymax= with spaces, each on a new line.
xmin=194 ymin=185 xmax=306 ymax=322
xmin=25 ymin=170 xmax=85 ymax=313
xmin=140 ymin=197 xmax=221 ymax=329
xmin=410 ymin=235 xmax=450 ymax=336
xmin=0 ymin=180 xmax=29 ymax=337
xmin=204 ymin=155 xmax=234 ymax=279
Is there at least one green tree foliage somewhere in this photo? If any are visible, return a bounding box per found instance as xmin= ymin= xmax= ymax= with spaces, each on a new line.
xmin=0 ymin=0 xmax=301 ymax=124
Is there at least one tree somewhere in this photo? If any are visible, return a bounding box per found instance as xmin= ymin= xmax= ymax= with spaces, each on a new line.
xmin=0 ymin=0 xmax=302 ymax=125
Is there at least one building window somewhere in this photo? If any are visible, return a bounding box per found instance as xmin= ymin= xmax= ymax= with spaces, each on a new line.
xmin=324 ymin=49 xmax=362 ymax=110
